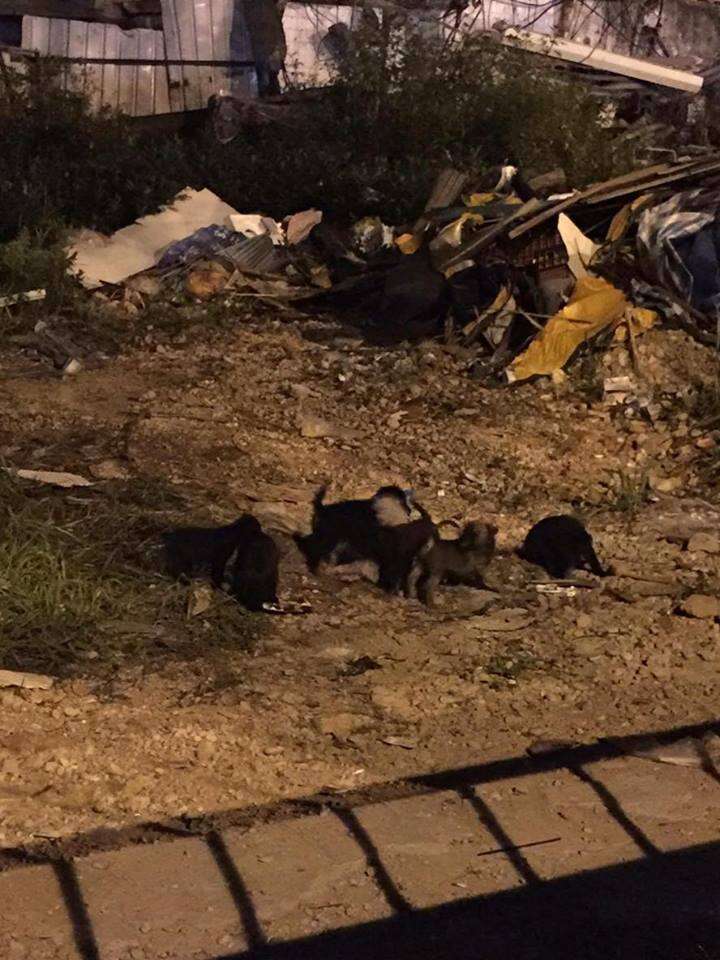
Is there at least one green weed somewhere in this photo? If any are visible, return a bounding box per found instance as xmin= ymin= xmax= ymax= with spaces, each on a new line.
xmin=0 ymin=472 xmax=266 ymax=674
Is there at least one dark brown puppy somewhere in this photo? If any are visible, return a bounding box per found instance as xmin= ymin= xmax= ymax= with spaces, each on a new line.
xmin=228 ymin=516 xmax=279 ymax=612
xmin=372 ymin=504 xmax=437 ymax=596
xmin=162 ymin=515 xmax=256 ymax=588
xmin=295 ymin=484 xmax=414 ymax=573
xmin=415 ymin=521 xmax=497 ymax=607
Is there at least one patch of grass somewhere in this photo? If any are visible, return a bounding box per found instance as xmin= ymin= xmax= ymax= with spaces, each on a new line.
xmin=679 ymin=379 xmax=720 ymax=490
xmin=0 ymin=220 xmax=77 ymax=307
xmin=485 ymin=647 xmax=541 ymax=683
xmin=686 ymin=378 xmax=720 ymax=425
xmin=573 ymin=350 xmax=605 ymax=404
xmin=0 ymin=472 xmax=268 ymax=674
xmin=608 ymin=469 xmax=651 ymax=516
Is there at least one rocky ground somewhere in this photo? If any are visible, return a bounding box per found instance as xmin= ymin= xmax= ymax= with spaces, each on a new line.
xmin=0 ymin=308 xmax=718 ymax=863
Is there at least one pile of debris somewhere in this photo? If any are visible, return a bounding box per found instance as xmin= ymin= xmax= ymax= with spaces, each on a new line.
xmin=57 ymin=153 xmax=720 ymax=387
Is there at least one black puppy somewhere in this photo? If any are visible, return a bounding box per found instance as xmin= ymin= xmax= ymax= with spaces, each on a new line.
xmin=229 ymin=517 xmax=279 ymax=612
xmin=415 ymin=522 xmax=497 ymax=606
xmin=517 ymin=515 xmax=609 ymax=579
xmin=295 ymin=484 xmax=414 ymax=573
xmin=162 ymin=515 xmax=257 ymax=587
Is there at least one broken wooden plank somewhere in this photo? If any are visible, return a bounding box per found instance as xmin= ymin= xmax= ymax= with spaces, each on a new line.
xmin=502 ymin=28 xmax=703 ymax=94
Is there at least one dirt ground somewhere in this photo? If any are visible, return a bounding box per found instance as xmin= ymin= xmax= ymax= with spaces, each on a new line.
xmin=0 ymin=309 xmax=719 ymax=957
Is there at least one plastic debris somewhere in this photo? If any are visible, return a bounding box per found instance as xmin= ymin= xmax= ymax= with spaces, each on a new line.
xmin=508 ymin=277 xmax=627 ymax=382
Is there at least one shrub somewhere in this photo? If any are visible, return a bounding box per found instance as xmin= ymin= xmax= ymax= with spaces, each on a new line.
xmin=0 ymin=34 xmax=632 ymax=243
xmin=0 ymin=220 xmax=76 ymax=303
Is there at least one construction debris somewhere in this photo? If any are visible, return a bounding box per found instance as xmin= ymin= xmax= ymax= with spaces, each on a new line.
xmin=0 ymin=669 xmax=54 ymax=690
xmin=55 ymin=152 xmax=720 ymax=390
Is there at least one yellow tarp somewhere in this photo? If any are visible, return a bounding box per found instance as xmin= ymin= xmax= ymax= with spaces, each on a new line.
xmin=466 ymin=192 xmax=497 ymax=207
xmin=508 ymin=276 xmax=627 ymax=382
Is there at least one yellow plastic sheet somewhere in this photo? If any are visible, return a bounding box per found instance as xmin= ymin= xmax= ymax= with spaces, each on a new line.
xmin=508 ymin=276 xmax=627 ymax=382
xmin=436 ymin=211 xmax=485 ymax=248
xmin=466 ymin=192 xmax=497 ymax=207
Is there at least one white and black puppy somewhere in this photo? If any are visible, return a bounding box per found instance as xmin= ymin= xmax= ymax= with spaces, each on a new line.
xmin=294 ymin=484 xmax=414 ymax=573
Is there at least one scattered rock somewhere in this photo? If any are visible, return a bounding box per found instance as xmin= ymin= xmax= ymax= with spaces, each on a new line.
xmin=298 ymin=412 xmax=334 ymax=438
xmin=679 ymin=594 xmax=720 ymax=620
xmin=63 ymin=358 xmax=83 ymax=377
xmin=646 ymin=498 xmax=720 ymax=543
xmin=687 ymin=532 xmax=720 ymax=555
xmin=626 ymin=736 xmax=704 ymax=767
xmin=371 ymin=685 xmax=416 ymax=721
xmin=196 ymin=741 xmax=216 ymax=763
xmin=381 ymin=736 xmax=417 ymax=750
xmin=527 ymin=739 xmax=579 ymax=757
xmin=288 ymin=383 xmax=314 ymax=401
xmin=89 ymin=459 xmax=130 ymax=480
xmin=125 ymin=274 xmax=163 ymax=299
xmin=342 ymin=656 xmax=382 ymax=677
xmin=246 ymin=483 xmax=314 ymax=504
xmin=651 ymin=475 xmax=683 ymax=494
xmin=470 ymin=609 xmax=533 ymax=632
xmin=0 ymin=670 xmax=54 ymax=691
xmin=252 ymin=501 xmax=303 ymax=535
xmin=613 ymin=579 xmax=681 ymax=601
xmin=317 ymin=713 xmax=372 ymax=738
xmin=187 ymin=583 xmax=214 ymax=618
xmin=185 ymin=261 xmax=231 ymax=300
xmin=386 ymin=411 xmax=407 ymax=430
xmin=12 ymin=468 xmax=93 ymax=488
xmin=573 ymin=637 xmax=604 ymax=657
xmin=297 ymin=412 xmax=358 ymax=440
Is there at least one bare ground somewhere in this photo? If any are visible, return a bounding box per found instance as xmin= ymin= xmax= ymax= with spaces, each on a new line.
xmin=0 ymin=311 xmax=719 ymax=957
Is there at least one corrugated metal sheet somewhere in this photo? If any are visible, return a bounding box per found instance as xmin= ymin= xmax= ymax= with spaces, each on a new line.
xmin=21 ymin=0 xmax=256 ymax=117
xmin=22 ymin=16 xmax=173 ymax=115
xmin=161 ymin=0 xmax=256 ymax=111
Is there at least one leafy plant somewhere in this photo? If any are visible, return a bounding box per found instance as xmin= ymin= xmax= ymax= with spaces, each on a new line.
xmin=0 ymin=36 xmax=634 ymax=245
xmin=609 ymin=469 xmax=651 ymax=515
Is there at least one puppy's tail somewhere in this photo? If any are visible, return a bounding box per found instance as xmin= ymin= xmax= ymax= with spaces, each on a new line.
xmin=313 ymin=484 xmax=328 ymax=513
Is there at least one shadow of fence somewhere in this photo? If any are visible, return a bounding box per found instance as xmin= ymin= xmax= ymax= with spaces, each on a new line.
xmin=3 ymin=717 xmax=720 ymax=960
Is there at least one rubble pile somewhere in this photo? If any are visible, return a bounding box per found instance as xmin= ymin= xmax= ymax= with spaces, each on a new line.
xmin=48 ymin=154 xmax=719 ymax=393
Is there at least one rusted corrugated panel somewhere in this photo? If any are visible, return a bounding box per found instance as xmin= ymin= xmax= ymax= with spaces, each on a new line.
xmin=161 ymin=0 xmax=256 ymax=111
xmin=21 ymin=16 xmax=173 ymax=115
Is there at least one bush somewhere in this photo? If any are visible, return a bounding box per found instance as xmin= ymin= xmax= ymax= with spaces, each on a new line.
xmin=0 ymin=35 xmax=633 ymax=244
xmin=0 ymin=59 xmax=191 ymax=243
xmin=0 ymin=220 xmax=76 ymax=303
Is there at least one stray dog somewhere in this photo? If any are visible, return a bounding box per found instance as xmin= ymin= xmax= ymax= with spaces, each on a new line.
xmin=162 ymin=515 xmax=256 ymax=587
xmin=414 ymin=522 xmax=497 ymax=606
xmin=516 ymin=515 xmax=609 ymax=579
xmin=372 ymin=502 xmax=437 ymax=595
xmin=228 ymin=516 xmax=279 ymax=612
xmin=294 ymin=484 xmax=414 ymax=573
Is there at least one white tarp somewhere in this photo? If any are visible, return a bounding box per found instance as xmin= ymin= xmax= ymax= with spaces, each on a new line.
xmin=70 ymin=188 xmax=240 ymax=288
